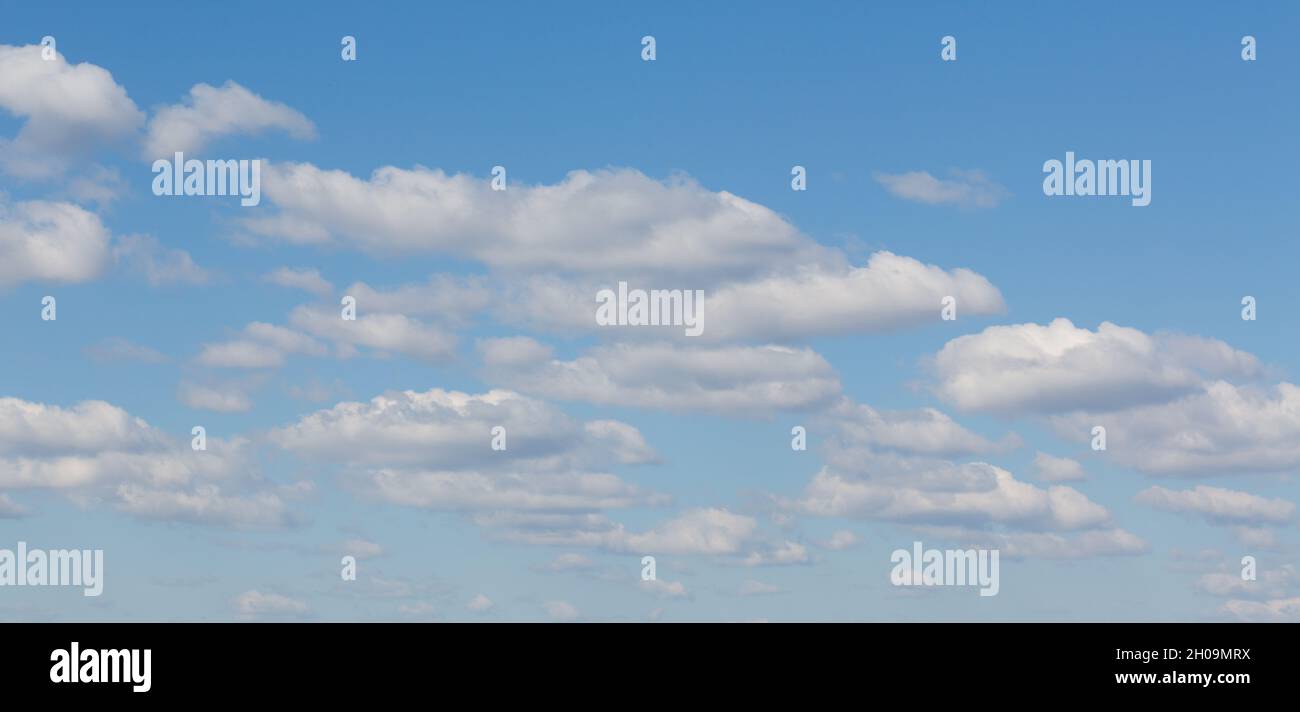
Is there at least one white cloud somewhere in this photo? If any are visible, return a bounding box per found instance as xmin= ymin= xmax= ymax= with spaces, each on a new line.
xmin=640 ymin=578 xmax=689 ymax=598
xmin=540 ymin=553 xmax=594 ymax=572
xmin=743 ymin=540 xmax=810 ymax=566
xmin=467 ymin=593 xmax=494 ymax=612
xmin=1135 ymin=485 xmax=1294 ymax=525
xmin=543 ymin=600 xmax=579 ymax=621
xmin=1051 ymin=381 xmax=1300 ymax=477
xmin=249 ymin=164 xmax=820 ymax=278
xmin=699 ymin=252 xmax=1005 ymax=341
xmin=197 ymin=322 xmax=327 ymax=369
xmin=1220 ymin=597 xmax=1300 ymax=622
xmin=143 ymin=81 xmax=315 ymax=157
xmin=821 ymin=530 xmax=859 ymax=551
xmin=484 ymin=342 xmax=842 ymax=415
xmin=113 ymin=234 xmax=212 ymax=286
xmin=496 ymin=252 xmax=1004 ymax=343
xmin=0 ymin=396 xmax=290 ymax=527
xmin=931 ymin=319 xmax=1262 ymax=415
xmin=1032 ymin=452 xmax=1086 ymax=482
xmin=795 ymin=467 xmax=1111 ymax=531
xmin=288 ymin=304 xmax=458 ymax=363
xmin=234 ymin=590 xmax=309 ymax=618
xmin=0 ymin=44 xmax=142 ymax=177
xmin=824 ymin=399 xmax=1012 ymax=458
xmin=263 ymin=267 xmax=333 ymax=297
xmin=875 ymin=169 xmax=1010 ymax=208
xmin=0 ymin=199 xmax=111 ymax=286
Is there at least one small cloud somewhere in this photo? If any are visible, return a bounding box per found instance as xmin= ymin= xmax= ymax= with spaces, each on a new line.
xmin=84 ymin=337 xmax=168 ymax=364
xmin=820 ymin=530 xmax=859 ymax=551
xmin=738 ymin=580 xmax=781 ymax=596
xmin=875 ymin=168 xmax=1009 ymax=208
xmin=467 ymin=593 xmax=494 ymax=612
xmin=543 ymin=600 xmax=579 ymax=621
xmin=263 ymin=267 xmax=333 ymax=298
xmin=233 ymin=590 xmax=308 ymax=618
xmin=113 ymin=234 xmax=212 ymax=286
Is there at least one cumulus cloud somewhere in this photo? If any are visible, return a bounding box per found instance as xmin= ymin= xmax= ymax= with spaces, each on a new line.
xmin=0 ymin=396 xmax=291 ymax=527
xmin=0 ymin=199 xmax=111 ymax=286
xmin=499 ymin=252 xmax=1004 ymax=342
xmin=930 ymin=319 xmax=1262 ymax=415
xmin=143 ymin=81 xmax=315 ymax=157
xmin=874 ymin=168 xmax=1010 ymax=208
xmin=1051 ymin=381 xmax=1300 ymax=477
xmin=0 ymin=44 xmax=142 ymax=177
xmin=248 ymin=164 xmax=820 ymax=279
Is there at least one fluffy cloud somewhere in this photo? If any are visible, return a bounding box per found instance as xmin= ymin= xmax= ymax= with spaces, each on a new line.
xmin=931 ymin=319 xmax=1262 ymax=415
xmin=0 ymin=199 xmax=111 ymax=286
xmin=874 ymin=168 xmax=1010 ymax=208
xmin=249 ymin=164 xmax=819 ymax=278
xmin=1051 ymin=381 xmax=1300 ymax=477
xmin=197 ymin=322 xmax=328 ymax=368
xmin=0 ymin=44 xmax=142 ymax=177
xmin=1135 ymin=485 xmax=1294 ymax=525
xmin=482 ymin=340 xmax=842 ymax=415
xmin=499 ymin=252 xmax=1004 ymax=342
xmin=0 ymin=396 xmax=292 ymax=527
xmin=269 ymin=388 xmax=665 ymax=534
xmin=143 ymin=81 xmax=315 ymax=157
xmin=696 ymin=252 xmax=1004 ymax=341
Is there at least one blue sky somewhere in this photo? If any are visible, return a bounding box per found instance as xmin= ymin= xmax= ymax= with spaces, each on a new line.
xmin=0 ymin=1 xmax=1297 ymax=621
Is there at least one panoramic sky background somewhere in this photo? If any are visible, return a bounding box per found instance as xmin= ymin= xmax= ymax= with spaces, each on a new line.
xmin=1 ymin=1 xmax=1297 ymax=621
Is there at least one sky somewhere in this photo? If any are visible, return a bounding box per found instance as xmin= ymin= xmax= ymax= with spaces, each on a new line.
xmin=0 ymin=1 xmax=1297 ymax=622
